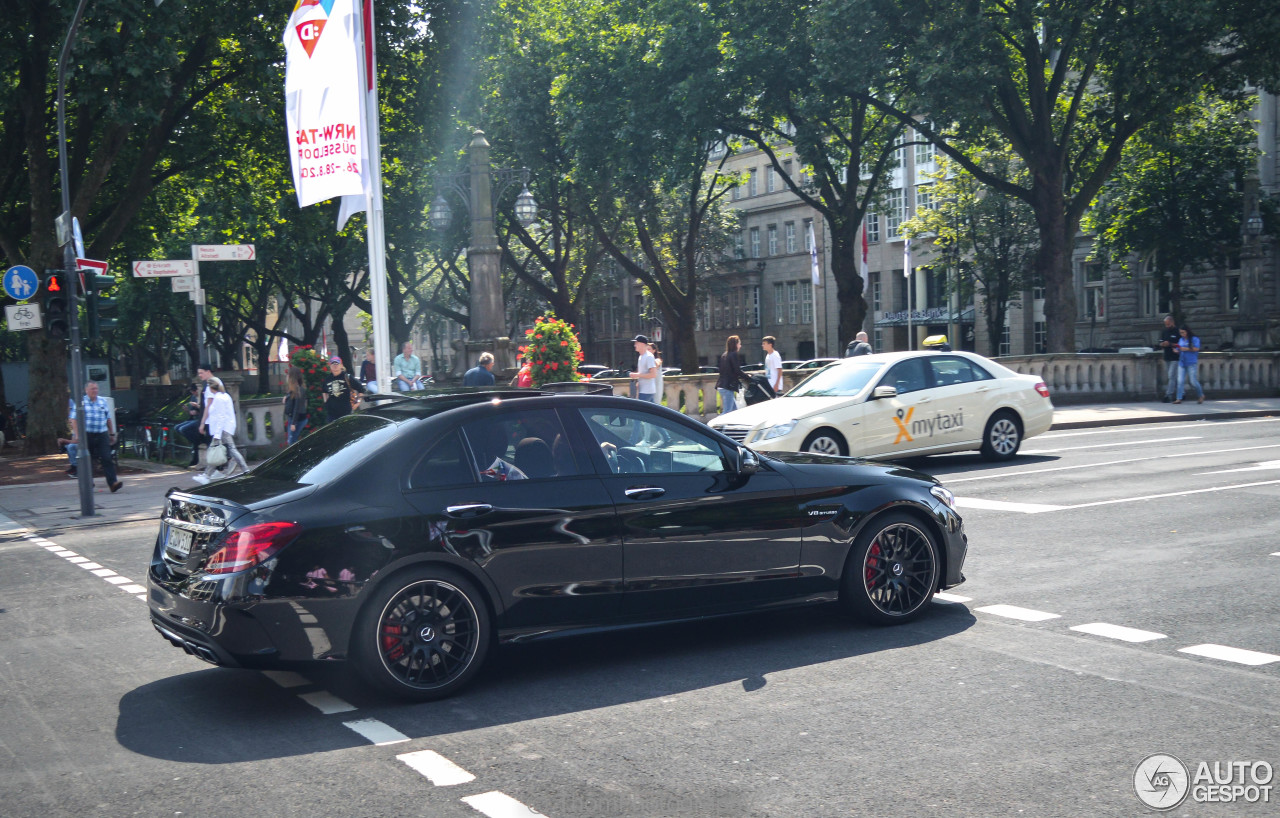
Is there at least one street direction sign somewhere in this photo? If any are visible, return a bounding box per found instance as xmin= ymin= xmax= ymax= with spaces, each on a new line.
xmin=193 ymin=244 xmax=255 ymax=261
xmin=5 ymin=303 xmax=42 ymax=331
xmin=132 ymin=260 xmax=197 ymax=278
xmin=3 ymin=265 xmax=39 ymax=301
xmin=191 ymin=288 xmax=206 ymax=306
xmin=171 ymin=276 xmax=196 ymax=292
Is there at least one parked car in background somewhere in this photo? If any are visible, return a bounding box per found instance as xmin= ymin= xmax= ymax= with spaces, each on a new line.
xmin=577 ymin=364 xmax=609 ymax=380
xmin=796 ymin=358 xmax=839 ymax=371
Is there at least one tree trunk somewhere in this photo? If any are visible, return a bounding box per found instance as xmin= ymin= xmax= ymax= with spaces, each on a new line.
xmin=26 ymin=333 xmax=69 ymax=453
xmin=1031 ymin=180 xmax=1078 ymax=353
xmin=828 ymin=228 xmax=868 ymax=350
xmin=331 ymin=302 xmax=352 ymax=369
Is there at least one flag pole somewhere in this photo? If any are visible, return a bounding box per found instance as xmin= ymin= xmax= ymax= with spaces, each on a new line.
xmin=355 ymin=0 xmax=392 ymax=394
xmin=808 ymin=220 xmax=820 ymax=358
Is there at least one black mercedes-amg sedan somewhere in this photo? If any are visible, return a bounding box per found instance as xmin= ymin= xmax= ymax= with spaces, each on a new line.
xmin=148 ymin=389 xmax=967 ymax=700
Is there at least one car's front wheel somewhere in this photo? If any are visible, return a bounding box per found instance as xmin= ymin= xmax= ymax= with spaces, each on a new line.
xmin=980 ymin=410 xmax=1022 ymax=460
xmin=841 ymin=512 xmax=939 ymax=624
xmin=353 ymin=567 xmax=491 ymax=700
xmin=802 ymin=427 xmax=848 ymax=456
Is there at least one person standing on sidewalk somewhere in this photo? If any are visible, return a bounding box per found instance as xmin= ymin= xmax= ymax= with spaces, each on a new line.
xmin=1158 ymin=315 xmax=1181 ymax=402
xmin=463 ymin=352 xmax=497 ymax=386
xmin=175 ymin=382 xmax=208 ymax=468
xmin=628 ymin=335 xmax=657 ymax=402
xmin=715 ymin=335 xmax=748 ymax=414
xmin=1174 ymin=325 xmax=1205 ymax=404
xmin=763 ymin=335 xmax=783 ymax=397
xmin=322 ymin=356 xmax=364 ymax=423
xmin=649 ymin=342 xmax=664 ymax=404
xmin=194 ymin=378 xmax=248 ymax=484
xmin=283 ymin=366 xmax=310 ymax=445
xmin=79 ymin=381 xmax=122 ymax=493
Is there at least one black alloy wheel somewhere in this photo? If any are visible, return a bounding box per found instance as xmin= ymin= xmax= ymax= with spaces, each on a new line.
xmin=354 ymin=569 xmax=491 ymax=700
xmin=980 ymin=410 xmax=1022 ymax=461
xmin=841 ymin=512 xmax=938 ymax=624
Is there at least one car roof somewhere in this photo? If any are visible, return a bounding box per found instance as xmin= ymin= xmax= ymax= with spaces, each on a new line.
xmin=361 ymin=383 xmax=620 ymax=420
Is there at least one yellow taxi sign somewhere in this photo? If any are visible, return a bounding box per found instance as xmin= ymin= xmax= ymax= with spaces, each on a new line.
xmin=922 ymin=334 xmax=949 ymax=349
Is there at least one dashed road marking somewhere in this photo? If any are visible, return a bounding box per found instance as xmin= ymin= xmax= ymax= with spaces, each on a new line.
xmin=957 ymin=478 xmax=1280 ymax=514
xmin=298 ymin=691 xmax=358 ymax=714
xmin=953 ymin=498 xmax=1066 ymax=513
xmin=1178 ymin=644 xmax=1280 ymax=666
xmin=461 ymin=791 xmax=545 ymax=818
xmin=397 ymin=749 xmax=476 ymax=786
xmin=975 ymin=604 xmax=1061 ymax=622
xmin=344 ymin=718 xmax=410 ymax=746
xmin=103 ymin=575 xmax=133 ymax=585
xmin=90 ymin=567 xmax=116 ymax=577
xmin=1023 ymin=435 xmax=1200 ymax=454
xmin=1069 ymin=622 xmax=1167 ymax=643
xmin=933 ymin=592 xmax=971 ymax=604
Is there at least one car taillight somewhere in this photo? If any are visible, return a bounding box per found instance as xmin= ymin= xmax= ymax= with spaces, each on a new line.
xmin=1034 ymin=381 xmax=1050 ymax=398
xmin=205 ymin=521 xmax=301 ymax=574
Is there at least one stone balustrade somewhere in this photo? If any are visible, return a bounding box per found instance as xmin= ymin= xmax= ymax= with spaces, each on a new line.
xmin=239 ymin=396 xmax=287 ymax=457
xmin=997 ymin=351 xmax=1280 ymax=403
xmin=594 ymin=371 xmax=808 ymax=423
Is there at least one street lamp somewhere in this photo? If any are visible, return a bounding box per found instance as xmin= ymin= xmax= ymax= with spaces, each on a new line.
xmin=1245 ymin=207 xmax=1264 ymax=238
xmin=430 ymin=130 xmax=536 ymax=374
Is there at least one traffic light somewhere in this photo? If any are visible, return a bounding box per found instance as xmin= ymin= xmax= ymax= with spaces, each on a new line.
xmin=43 ymin=272 xmax=70 ymax=340
xmin=86 ymin=271 xmax=118 ymax=339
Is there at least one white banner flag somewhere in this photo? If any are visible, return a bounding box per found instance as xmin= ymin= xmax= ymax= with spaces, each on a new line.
xmin=284 ymin=0 xmax=366 ymax=208
xmin=808 ymin=220 xmax=821 ymax=286
xmin=903 ymin=235 xmax=913 ymax=277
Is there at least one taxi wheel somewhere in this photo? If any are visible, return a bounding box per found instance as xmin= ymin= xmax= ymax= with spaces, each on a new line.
xmin=801 ymin=428 xmax=848 ymax=456
xmin=841 ymin=512 xmax=939 ymax=624
xmin=980 ymin=410 xmax=1022 ymax=461
xmin=352 ymin=567 xmax=491 ymax=701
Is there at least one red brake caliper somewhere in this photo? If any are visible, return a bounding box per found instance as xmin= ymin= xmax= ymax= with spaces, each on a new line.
xmin=866 ymin=541 xmax=881 ymax=587
xmin=382 ymin=620 xmax=406 ymax=661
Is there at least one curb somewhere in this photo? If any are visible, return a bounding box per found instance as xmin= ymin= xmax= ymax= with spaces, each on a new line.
xmin=1050 ymin=408 xmax=1278 ymax=431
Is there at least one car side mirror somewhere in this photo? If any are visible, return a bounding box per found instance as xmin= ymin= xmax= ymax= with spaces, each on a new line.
xmin=872 ymin=385 xmax=898 ymax=400
xmin=736 ymin=446 xmax=760 ymax=475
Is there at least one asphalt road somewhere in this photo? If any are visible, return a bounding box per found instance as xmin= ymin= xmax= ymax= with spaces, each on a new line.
xmin=2 ymin=416 xmax=1279 ymax=817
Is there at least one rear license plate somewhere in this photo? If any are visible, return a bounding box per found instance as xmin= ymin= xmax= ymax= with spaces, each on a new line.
xmin=167 ymin=526 xmax=193 ymax=557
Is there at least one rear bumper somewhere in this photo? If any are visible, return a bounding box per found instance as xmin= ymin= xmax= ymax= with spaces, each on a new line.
xmin=148 ymin=565 xmax=282 ymax=668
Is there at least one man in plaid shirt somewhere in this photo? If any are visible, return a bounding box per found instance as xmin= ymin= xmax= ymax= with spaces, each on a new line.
xmin=78 ymin=381 xmax=122 ymax=493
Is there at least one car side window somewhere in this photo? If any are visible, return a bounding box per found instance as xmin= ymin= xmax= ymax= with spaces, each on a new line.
xmin=884 ymin=358 xmax=929 ymax=395
xmin=408 ymin=432 xmax=475 ymax=489
xmin=928 ymin=356 xmax=991 ymax=387
xmin=577 ymin=408 xmax=727 ymax=475
xmin=460 ymin=408 xmax=582 ymax=481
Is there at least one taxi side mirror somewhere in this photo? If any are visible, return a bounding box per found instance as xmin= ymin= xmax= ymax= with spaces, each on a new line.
xmin=872 ymin=385 xmax=898 ymax=400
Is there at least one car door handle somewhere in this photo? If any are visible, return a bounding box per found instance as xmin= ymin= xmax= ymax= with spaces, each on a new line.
xmin=446 ymin=503 xmax=493 ymax=518
xmin=915 ymin=397 xmax=931 ymax=404
xmin=624 ymin=486 xmax=665 ymax=500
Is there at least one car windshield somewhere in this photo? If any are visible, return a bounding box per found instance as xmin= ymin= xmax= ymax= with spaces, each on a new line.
xmin=252 ymin=414 xmax=399 ymax=485
xmin=786 ymin=361 xmax=885 ymax=397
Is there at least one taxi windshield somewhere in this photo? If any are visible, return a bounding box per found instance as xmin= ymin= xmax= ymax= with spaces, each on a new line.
xmin=786 ymin=360 xmax=885 ymax=397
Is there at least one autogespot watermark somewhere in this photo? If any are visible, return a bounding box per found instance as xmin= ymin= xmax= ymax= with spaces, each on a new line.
xmin=1134 ymin=753 xmax=1275 ymax=810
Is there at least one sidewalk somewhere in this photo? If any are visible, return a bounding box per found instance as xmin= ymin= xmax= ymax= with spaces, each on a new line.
xmin=1 ymin=397 xmax=1276 ymax=532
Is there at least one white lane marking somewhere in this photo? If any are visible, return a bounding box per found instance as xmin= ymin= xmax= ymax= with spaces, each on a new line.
xmin=343 ymin=718 xmax=411 ymax=746
xmin=103 ymin=575 xmax=133 ymax=585
xmin=262 ymin=670 xmax=312 ymax=688
xmin=461 ymin=791 xmax=545 ymax=818
xmin=1272 ymin=553 xmax=1280 ymax=557
xmin=90 ymin=568 xmax=117 ymax=577
xmin=1064 ymin=479 xmax=1280 ymax=510
xmin=1022 ymin=436 xmax=1200 ymax=455
xmin=297 ymin=691 xmax=357 ymax=714
xmin=953 ymin=497 xmax=1067 ymax=513
xmin=943 ymin=443 xmax=1280 ymax=484
xmin=119 ymin=584 xmax=146 ymax=594
xmin=1178 ymin=644 xmax=1280 ymax=666
xmin=1040 ymin=417 xmax=1280 ymax=439
xmin=78 ymin=562 xmax=103 ymax=570
xmin=1196 ymin=459 xmax=1280 ymax=475
xmin=975 ymin=604 xmax=1061 ymax=622
xmin=397 ymin=749 xmax=477 ymax=786
xmin=52 ymin=549 xmax=77 ymax=557
xmin=1069 ymin=623 xmax=1167 ymax=643
xmin=933 ymin=592 xmax=971 ymax=604
xmin=66 ymin=557 xmax=89 ymax=564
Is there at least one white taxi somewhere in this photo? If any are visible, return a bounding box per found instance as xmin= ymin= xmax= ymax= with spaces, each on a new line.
xmin=710 ymin=350 xmax=1054 ymax=461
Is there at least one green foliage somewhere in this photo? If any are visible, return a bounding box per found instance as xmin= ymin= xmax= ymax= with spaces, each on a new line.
xmin=519 ymin=314 xmax=583 ymax=387
xmin=288 ymin=346 xmax=328 ymax=424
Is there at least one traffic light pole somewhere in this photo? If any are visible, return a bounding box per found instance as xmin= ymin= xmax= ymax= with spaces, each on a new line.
xmin=58 ymin=0 xmax=94 ymax=517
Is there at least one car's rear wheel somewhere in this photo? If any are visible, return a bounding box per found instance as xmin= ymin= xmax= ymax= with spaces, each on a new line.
xmin=353 ymin=568 xmax=491 ymax=700
xmin=802 ymin=427 xmax=848 ymax=456
xmin=980 ymin=410 xmax=1022 ymax=460
xmin=841 ymin=512 xmax=938 ymax=624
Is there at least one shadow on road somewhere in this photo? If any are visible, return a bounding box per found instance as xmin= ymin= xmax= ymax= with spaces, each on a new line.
xmin=116 ymin=601 xmax=975 ymax=763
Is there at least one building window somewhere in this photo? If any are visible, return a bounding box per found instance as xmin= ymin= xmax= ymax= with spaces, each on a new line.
xmin=1082 ymin=262 xmax=1106 ymax=321
xmin=914 ymin=137 xmax=935 ymax=168
xmin=774 ymin=283 xmax=785 ymax=324
xmin=732 ymin=181 xmax=741 ymax=201
xmin=787 ymin=281 xmax=799 ymax=324
xmin=748 ymin=168 xmax=758 ymax=197
xmin=1141 ymin=278 xmax=1170 ymax=316
xmin=785 ymin=222 xmax=797 ymax=254
xmin=801 ymin=282 xmax=813 ymax=325
xmin=733 ymin=288 xmax=742 ymax=327
xmin=866 ymin=213 xmax=880 ymax=242
xmin=1032 ymin=286 xmax=1045 ymax=301
xmin=886 ymin=189 xmax=906 ymax=239
xmin=782 ymin=159 xmax=792 ymax=185
xmin=1226 ymin=274 xmax=1241 ymax=312
xmin=751 ymin=285 xmax=760 ymax=326
xmin=999 ymin=325 xmax=1011 ymax=357
xmin=873 ymin=328 xmax=882 ymax=352
xmin=767 ymin=224 xmax=778 ymax=256
xmin=925 ymin=267 xmax=946 ymax=309
xmin=871 ymin=273 xmax=882 ymax=312
xmin=734 ymin=231 xmax=744 ymax=259
xmin=766 ymin=166 xmax=776 ymax=193
xmin=1033 ymin=321 xmax=1047 ymax=354
xmin=916 ymin=184 xmax=935 ymax=212
xmin=749 ymin=227 xmax=760 ymax=259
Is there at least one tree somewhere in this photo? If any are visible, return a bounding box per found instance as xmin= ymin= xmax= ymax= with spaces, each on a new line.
xmin=841 ymin=0 xmax=1280 ymax=352
xmin=903 ymin=152 xmax=1039 ymax=356
xmin=1083 ymin=95 xmax=1258 ymax=323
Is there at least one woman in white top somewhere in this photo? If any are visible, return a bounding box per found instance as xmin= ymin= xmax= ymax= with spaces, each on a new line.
xmin=195 ymin=377 xmax=249 ymax=483
xmin=648 ymin=343 xmax=664 ymax=405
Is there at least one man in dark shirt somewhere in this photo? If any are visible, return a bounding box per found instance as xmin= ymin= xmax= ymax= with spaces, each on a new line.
xmin=463 ymin=352 xmax=497 ymax=386
xmin=1158 ymin=315 xmax=1181 ymax=402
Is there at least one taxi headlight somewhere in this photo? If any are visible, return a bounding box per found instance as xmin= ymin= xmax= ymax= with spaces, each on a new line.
xmin=930 ymin=485 xmax=956 ymax=509
xmin=761 ymin=420 xmax=798 ymax=441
